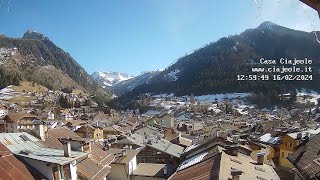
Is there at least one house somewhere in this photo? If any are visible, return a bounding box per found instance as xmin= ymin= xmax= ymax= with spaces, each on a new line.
xmin=134 ymin=126 xmax=163 ymax=137
xmin=61 ymin=109 xmax=74 ymax=121
xmin=287 ymin=133 xmax=320 ymax=179
xmin=47 ymin=110 xmax=55 ymax=120
xmin=0 ymin=142 xmax=40 ymax=180
xmin=112 ymin=124 xmax=133 ymax=135
xmin=132 ymin=163 xmax=176 ymax=180
xmin=46 ymin=127 xmax=92 ymax=151
xmin=108 ymin=148 xmax=140 ymax=180
xmin=103 ymin=126 xmax=121 ymax=139
xmin=0 ymin=105 xmax=8 ymax=117
xmin=177 ymin=122 xmax=204 ymax=135
xmin=168 ymin=138 xmax=280 ymax=180
xmin=0 ymin=132 xmax=88 ymax=180
xmin=110 ymin=133 xmax=145 ymax=149
xmin=169 ymin=135 xmax=193 ymax=149
xmin=137 ymin=138 xmax=184 ymax=165
xmin=248 ymin=141 xmax=276 ymax=167
xmin=65 ymin=120 xmax=87 ymax=131
xmin=44 ymin=127 xmax=115 ymax=180
xmin=3 ymin=111 xmax=48 ymax=140
xmin=75 ymin=124 xmax=104 ymax=141
xmin=279 ymin=129 xmax=320 ymax=169
xmin=147 ymin=114 xmax=174 ymax=128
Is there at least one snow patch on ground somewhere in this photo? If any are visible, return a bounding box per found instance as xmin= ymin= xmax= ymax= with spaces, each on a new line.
xmin=0 ymin=86 xmax=17 ymax=100
xmin=193 ymin=93 xmax=250 ymax=103
xmin=164 ymin=69 xmax=181 ymax=81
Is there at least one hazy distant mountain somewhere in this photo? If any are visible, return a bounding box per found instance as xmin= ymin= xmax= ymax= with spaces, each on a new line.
xmin=0 ymin=30 xmax=111 ymax=104
xmin=112 ymin=70 xmax=162 ymax=95
xmin=92 ymin=70 xmax=162 ymax=95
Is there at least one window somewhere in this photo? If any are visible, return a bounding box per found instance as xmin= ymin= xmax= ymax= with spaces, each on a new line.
xmin=290 ymin=143 xmax=293 ymax=148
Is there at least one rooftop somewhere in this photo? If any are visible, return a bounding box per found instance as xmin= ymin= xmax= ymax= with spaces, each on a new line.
xmin=133 ymin=163 xmax=175 ymax=178
xmin=113 ymin=149 xmax=140 ymax=164
xmin=4 ymin=111 xmax=39 ymax=122
xmin=48 ymin=127 xmax=88 ymax=142
xmin=147 ymin=138 xmax=184 ymax=158
xmin=0 ymin=132 xmax=87 ymax=165
xmin=287 ymin=128 xmax=320 ymax=139
xmin=288 ymin=133 xmax=320 ymax=179
xmin=0 ymin=143 xmax=35 ymax=180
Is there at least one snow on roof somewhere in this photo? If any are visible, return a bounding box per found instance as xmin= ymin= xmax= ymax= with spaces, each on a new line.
xmin=287 ymin=128 xmax=320 ymax=139
xmin=259 ymin=133 xmax=281 ymax=145
xmin=178 ymin=151 xmax=208 ymax=171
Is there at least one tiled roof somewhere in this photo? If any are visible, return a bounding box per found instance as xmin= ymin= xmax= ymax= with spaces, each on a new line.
xmin=0 ymin=143 xmax=35 ymax=180
xmin=148 ymin=139 xmax=184 ymax=158
xmin=116 ymin=133 xmax=145 ymax=147
xmin=90 ymin=143 xmax=115 ymax=165
xmin=133 ymin=163 xmax=175 ymax=178
xmin=43 ymin=129 xmax=115 ymax=179
xmin=77 ymin=157 xmax=111 ymax=180
xmin=114 ymin=149 xmax=139 ymax=164
xmin=65 ymin=120 xmax=87 ymax=127
xmin=48 ymin=127 xmax=88 ymax=142
xmin=219 ymin=147 xmax=280 ymax=180
xmin=287 ymin=134 xmax=320 ymax=179
xmin=41 ymin=134 xmax=64 ymax=149
xmin=4 ymin=111 xmax=38 ymax=122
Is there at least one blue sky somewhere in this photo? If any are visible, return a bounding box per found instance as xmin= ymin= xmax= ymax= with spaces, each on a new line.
xmin=0 ymin=0 xmax=319 ymax=75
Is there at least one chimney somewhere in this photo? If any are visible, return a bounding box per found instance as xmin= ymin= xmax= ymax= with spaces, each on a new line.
xmin=239 ymin=139 xmax=246 ymax=145
xmin=163 ymin=165 xmax=168 ymax=175
xmin=122 ymin=149 xmax=127 ymax=156
xmin=225 ymin=145 xmax=239 ymax=156
xmin=63 ymin=141 xmax=71 ymax=157
xmin=217 ymin=131 xmax=227 ymax=139
xmin=257 ymin=152 xmax=265 ymax=165
xmin=89 ymin=141 xmax=92 ymax=152
xmin=232 ymin=135 xmax=240 ymax=144
xmin=231 ymin=170 xmax=243 ymax=180
xmin=297 ymin=133 xmax=302 ymax=139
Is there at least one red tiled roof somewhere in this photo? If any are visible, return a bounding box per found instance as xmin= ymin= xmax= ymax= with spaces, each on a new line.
xmin=41 ymin=134 xmax=64 ymax=149
xmin=48 ymin=127 xmax=87 ymax=141
xmin=77 ymin=157 xmax=111 ymax=180
xmin=77 ymin=143 xmax=114 ymax=179
xmin=90 ymin=143 xmax=115 ymax=165
xmin=0 ymin=143 xmax=35 ymax=180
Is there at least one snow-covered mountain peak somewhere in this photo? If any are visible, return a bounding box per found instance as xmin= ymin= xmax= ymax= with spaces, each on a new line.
xmin=91 ymin=71 xmax=134 ymax=87
xmin=257 ymin=21 xmax=280 ymax=31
